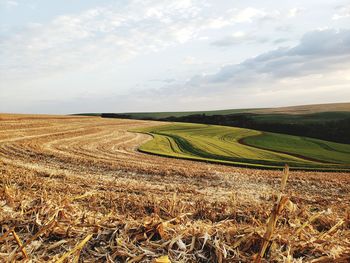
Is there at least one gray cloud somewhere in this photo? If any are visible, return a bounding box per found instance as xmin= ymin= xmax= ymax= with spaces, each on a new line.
xmin=273 ymin=38 xmax=289 ymax=44
xmin=134 ymin=28 xmax=350 ymax=106
xmin=206 ymin=29 xmax=350 ymax=84
xmin=289 ymin=29 xmax=350 ymax=56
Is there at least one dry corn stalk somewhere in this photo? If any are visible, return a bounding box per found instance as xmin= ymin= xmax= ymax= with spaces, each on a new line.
xmin=255 ymin=164 xmax=290 ymax=263
xmin=12 ymin=230 xmax=28 ymax=259
xmin=318 ymin=219 xmax=344 ymax=239
xmin=52 ymin=234 xmax=93 ymax=263
xmin=296 ymin=210 xmax=325 ymax=235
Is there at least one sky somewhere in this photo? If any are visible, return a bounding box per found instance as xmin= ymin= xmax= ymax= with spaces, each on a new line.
xmin=0 ymin=0 xmax=350 ymax=114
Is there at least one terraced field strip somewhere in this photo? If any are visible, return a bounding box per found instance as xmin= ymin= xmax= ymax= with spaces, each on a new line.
xmin=241 ymin=132 xmax=350 ymax=165
xmin=135 ymin=123 xmax=350 ymax=170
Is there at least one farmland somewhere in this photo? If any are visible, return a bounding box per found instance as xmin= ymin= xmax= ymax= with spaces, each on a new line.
xmin=88 ymin=102 xmax=350 ymax=144
xmin=136 ymin=123 xmax=350 ymax=170
xmin=0 ymin=114 xmax=350 ymax=262
xmin=91 ymin=102 xmax=350 ymax=119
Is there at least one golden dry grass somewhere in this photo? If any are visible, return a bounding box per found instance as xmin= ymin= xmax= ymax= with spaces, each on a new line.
xmin=0 ymin=114 xmax=349 ymax=262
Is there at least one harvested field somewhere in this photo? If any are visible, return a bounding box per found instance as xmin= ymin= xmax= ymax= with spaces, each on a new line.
xmin=0 ymin=114 xmax=349 ymax=262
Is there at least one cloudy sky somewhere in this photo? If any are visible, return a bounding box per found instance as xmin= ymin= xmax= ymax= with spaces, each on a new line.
xmin=1 ymin=0 xmax=350 ymax=114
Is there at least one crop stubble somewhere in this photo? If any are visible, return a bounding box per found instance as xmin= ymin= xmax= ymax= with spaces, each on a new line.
xmin=0 ymin=115 xmax=349 ymax=262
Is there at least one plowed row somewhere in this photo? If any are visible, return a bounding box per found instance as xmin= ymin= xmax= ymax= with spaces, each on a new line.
xmin=0 ymin=115 xmax=349 ymax=262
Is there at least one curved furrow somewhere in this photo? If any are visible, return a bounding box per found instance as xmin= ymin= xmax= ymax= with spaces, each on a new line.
xmin=0 ymin=117 xmax=223 ymax=177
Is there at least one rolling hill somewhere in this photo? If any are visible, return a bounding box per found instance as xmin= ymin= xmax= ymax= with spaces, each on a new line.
xmin=80 ymin=102 xmax=350 ymax=144
xmin=134 ymin=123 xmax=350 ymax=171
xmin=96 ymin=102 xmax=350 ymax=119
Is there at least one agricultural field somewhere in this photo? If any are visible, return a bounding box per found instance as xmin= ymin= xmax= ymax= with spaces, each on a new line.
xmin=136 ymin=123 xmax=350 ymax=171
xmin=88 ymin=102 xmax=350 ymax=144
xmin=94 ymin=102 xmax=350 ymax=120
xmin=0 ymin=114 xmax=350 ymax=262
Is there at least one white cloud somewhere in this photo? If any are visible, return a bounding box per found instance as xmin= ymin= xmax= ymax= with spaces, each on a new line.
xmin=332 ymin=5 xmax=350 ymax=20
xmin=233 ymin=7 xmax=267 ymax=23
xmin=206 ymin=18 xmax=230 ymax=29
xmin=183 ymin=56 xmax=201 ymax=65
xmin=2 ymin=0 xmax=18 ymax=7
xmin=211 ymin=31 xmax=268 ymax=46
xmin=0 ymin=0 xmax=205 ymax=80
xmin=205 ymin=7 xmax=282 ymax=29
xmin=287 ymin=8 xmax=303 ymax=18
xmin=1 ymin=1 xmax=287 ymax=81
xmin=232 ymin=31 xmax=246 ymax=38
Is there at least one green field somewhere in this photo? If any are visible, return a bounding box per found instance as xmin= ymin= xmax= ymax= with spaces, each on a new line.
xmin=134 ymin=123 xmax=350 ymax=170
xmin=76 ymin=102 xmax=350 ymax=144
xmin=246 ymin=111 xmax=350 ymax=124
